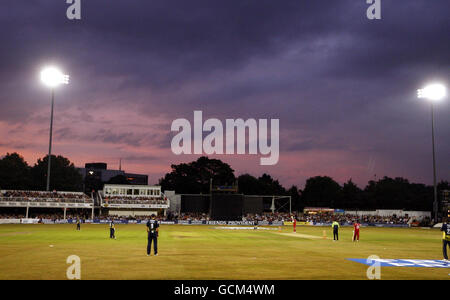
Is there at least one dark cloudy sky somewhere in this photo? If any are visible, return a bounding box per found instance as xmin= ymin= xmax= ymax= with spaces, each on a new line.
xmin=1 ymin=0 xmax=449 ymax=188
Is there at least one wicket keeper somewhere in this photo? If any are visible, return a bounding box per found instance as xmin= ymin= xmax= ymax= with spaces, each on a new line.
xmin=146 ymin=214 xmax=159 ymax=256
xmin=441 ymin=218 xmax=450 ymax=261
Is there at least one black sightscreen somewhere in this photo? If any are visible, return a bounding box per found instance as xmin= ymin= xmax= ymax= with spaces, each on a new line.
xmin=243 ymin=196 xmax=263 ymax=215
xmin=180 ymin=195 xmax=210 ymax=213
xmin=210 ymin=194 xmax=244 ymax=221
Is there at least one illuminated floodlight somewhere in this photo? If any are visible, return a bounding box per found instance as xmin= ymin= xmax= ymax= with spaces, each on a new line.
xmin=41 ymin=67 xmax=70 ymax=88
xmin=40 ymin=66 xmax=70 ymax=191
xmin=417 ymin=83 xmax=447 ymax=101
xmin=416 ymin=82 xmax=446 ymax=222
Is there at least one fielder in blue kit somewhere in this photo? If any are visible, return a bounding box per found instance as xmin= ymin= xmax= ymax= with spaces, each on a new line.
xmin=146 ymin=214 xmax=159 ymax=256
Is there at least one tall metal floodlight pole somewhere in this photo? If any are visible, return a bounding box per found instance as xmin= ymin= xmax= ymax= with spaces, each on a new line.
xmin=417 ymin=83 xmax=447 ymax=223
xmin=40 ymin=67 xmax=69 ymax=191
xmin=430 ymin=103 xmax=438 ymax=223
xmin=47 ymin=89 xmax=54 ymax=192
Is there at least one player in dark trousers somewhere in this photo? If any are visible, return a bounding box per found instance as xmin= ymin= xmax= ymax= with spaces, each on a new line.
xmin=253 ymin=219 xmax=258 ymax=230
xmin=76 ymin=218 xmax=81 ymax=231
xmin=331 ymin=220 xmax=340 ymax=241
xmin=109 ymin=220 xmax=116 ymax=239
xmin=441 ymin=218 xmax=450 ymax=261
xmin=146 ymin=214 xmax=159 ymax=256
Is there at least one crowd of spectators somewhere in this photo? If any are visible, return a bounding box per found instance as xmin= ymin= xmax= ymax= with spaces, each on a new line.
xmin=0 ymin=210 xmax=425 ymax=225
xmin=0 ymin=212 xmax=88 ymax=221
xmin=242 ymin=212 xmax=297 ymax=222
xmin=0 ymin=211 xmax=166 ymax=222
xmin=240 ymin=212 xmax=416 ymax=225
xmin=159 ymin=212 xmax=412 ymax=224
xmin=173 ymin=213 xmax=210 ymax=221
xmin=0 ymin=190 xmax=91 ymax=203
xmin=0 ymin=213 xmax=25 ymax=219
xmin=302 ymin=212 xmax=411 ymax=225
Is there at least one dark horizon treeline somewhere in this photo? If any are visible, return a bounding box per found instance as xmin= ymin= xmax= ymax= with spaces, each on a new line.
xmin=0 ymin=153 xmax=83 ymax=191
xmin=1 ymin=153 xmax=448 ymax=212
xmin=158 ymin=157 xmax=448 ymax=212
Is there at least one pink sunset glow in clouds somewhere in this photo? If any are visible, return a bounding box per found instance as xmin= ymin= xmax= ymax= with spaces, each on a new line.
xmin=0 ymin=1 xmax=449 ymax=189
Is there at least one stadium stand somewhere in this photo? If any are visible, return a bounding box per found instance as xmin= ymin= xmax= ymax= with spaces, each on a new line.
xmin=0 ymin=189 xmax=426 ymax=226
xmin=0 ymin=210 xmax=427 ymax=226
xmin=0 ymin=190 xmax=91 ymax=203
xmin=103 ymin=195 xmax=168 ymax=206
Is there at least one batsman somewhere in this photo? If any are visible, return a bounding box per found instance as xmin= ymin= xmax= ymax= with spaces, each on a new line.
xmin=353 ymin=220 xmax=361 ymax=242
xmin=291 ymin=215 xmax=297 ymax=233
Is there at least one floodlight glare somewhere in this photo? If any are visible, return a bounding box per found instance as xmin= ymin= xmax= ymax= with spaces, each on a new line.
xmin=41 ymin=67 xmax=69 ymax=88
xmin=417 ymin=83 xmax=447 ymax=101
xmin=40 ymin=66 xmax=69 ymax=191
xmin=416 ymin=82 xmax=446 ymax=222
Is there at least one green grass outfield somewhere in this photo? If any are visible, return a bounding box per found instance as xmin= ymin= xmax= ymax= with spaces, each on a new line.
xmin=0 ymin=224 xmax=447 ymax=280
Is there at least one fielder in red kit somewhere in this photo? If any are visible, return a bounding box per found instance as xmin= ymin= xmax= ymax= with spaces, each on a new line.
xmin=292 ymin=216 xmax=297 ymax=233
xmin=353 ymin=221 xmax=361 ymax=241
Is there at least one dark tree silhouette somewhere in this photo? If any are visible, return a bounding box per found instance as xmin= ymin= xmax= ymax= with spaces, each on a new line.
xmin=287 ymin=185 xmax=302 ymax=211
xmin=302 ymin=176 xmax=342 ymax=208
xmin=237 ymin=174 xmax=260 ymax=195
xmin=159 ymin=156 xmax=235 ymax=194
xmin=238 ymin=173 xmax=287 ymax=196
xmin=363 ymin=177 xmax=433 ymax=211
xmin=31 ymin=155 xmax=83 ymax=191
xmin=0 ymin=153 xmax=32 ymax=190
xmin=340 ymin=179 xmax=363 ymax=209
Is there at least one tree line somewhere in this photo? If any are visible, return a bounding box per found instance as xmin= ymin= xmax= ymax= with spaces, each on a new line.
xmin=0 ymin=153 xmax=82 ymax=191
xmin=158 ymin=157 xmax=448 ymax=211
xmin=1 ymin=153 xmax=448 ymax=211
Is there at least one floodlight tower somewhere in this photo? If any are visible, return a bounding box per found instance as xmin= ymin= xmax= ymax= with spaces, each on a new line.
xmin=417 ymin=83 xmax=447 ymax=222
xmin=40 ymin=67 xmax=69 ymax=191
